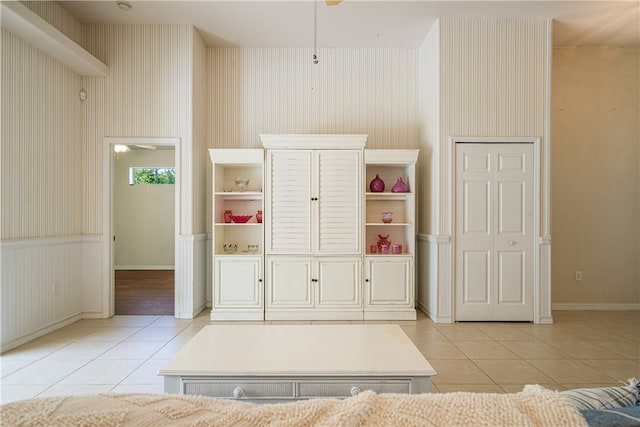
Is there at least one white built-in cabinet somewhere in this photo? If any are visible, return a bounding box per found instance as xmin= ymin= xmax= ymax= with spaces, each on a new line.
xmin=364 ymin=150 xmax=419 ymax=320
xmin=209 ymin=137 xmax=419 ymax=321
xmin=261 ymin=135 xmax=365 ymax=320
xmin=209 ymin=149 xmax=264 ymax=320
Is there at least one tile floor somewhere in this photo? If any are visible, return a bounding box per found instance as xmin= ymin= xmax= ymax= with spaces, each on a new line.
xmin=1 ymin=310 xmax=638 ymax=404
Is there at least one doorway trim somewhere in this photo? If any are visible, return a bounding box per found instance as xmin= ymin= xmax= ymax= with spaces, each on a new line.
xmin=102 ymin=137 xmax=181 ymax=317
xmin=448 ymin=136 xmax=552 ymax=324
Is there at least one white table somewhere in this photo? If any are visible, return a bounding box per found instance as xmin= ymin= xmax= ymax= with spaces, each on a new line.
xmin=159 ymin=324 xmax=436 ymax=402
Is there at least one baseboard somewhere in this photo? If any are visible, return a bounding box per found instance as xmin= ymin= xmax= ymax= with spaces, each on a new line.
xmin=552 ymin=303 xmax=640 ymax=311
xmin=114 ymin=265 xmax=175 ymax=270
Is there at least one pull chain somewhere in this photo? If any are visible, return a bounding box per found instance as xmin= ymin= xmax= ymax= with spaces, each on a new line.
xmin=313 ymin=0 xmax=318 ymax=64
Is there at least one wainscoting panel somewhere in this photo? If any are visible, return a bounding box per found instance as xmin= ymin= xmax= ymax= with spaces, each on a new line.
xmin=0 ymin=237 xmax=84 ymax=351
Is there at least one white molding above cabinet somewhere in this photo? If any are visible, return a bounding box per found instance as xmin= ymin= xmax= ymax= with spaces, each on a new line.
xmin=1 ymin=1 xmax=108 ymax=76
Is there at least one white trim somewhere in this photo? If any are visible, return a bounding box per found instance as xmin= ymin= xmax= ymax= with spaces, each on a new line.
xmin=103 ymin=137 xmax=181 ymax=318
xmin=114 ymin=265 xmax=175 ymax=270
xmin=260 ymin=134 xmax=367 ymax=150
xmin=417 ymin=233 xmax=450 ymax=244
xmin=449 ymin=136 xmax=548 ymax=323
xmin=553 ymin=303 xmax=640 ymax=311
xmin=0 ymin=235 xmax=84 ymax=248
xmin=0 ymin=1 xmax=108 ymax=76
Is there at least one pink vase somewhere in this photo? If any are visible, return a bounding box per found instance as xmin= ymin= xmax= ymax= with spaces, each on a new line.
xmin=391 ymin=177 xmax=409 ymax=193
xmin=377 ymin=234 xmax=390 ymax=253
xmin=256 ymin=210 xmax=263 ymax=223
xmin=369 ymin=174 xmax=385 ymax=192
xmin=223 ymin=210 xmax=233 ymax=223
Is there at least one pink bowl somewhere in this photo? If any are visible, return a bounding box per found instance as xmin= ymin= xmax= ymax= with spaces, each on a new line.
xmin=231 ymin=215 xmax=252 ymax=223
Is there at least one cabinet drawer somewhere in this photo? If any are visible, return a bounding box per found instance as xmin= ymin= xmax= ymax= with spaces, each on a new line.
xmin=183 ymin=379 xmax=294 ymax=399
xmin=298 ymin=380 xmax=412 ymax=398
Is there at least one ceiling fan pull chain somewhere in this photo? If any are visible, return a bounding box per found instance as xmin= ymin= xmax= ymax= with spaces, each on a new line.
xmin=313 ymin=0 xmax=319 ymax=64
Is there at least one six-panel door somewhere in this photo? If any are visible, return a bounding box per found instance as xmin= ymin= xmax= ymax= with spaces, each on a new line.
xmin=455 ymin=143 xmax=534 ymax=321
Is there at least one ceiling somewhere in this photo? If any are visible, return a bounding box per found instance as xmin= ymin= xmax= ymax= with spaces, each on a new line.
xmin=57 ymin=0 xmax=640 ymax=48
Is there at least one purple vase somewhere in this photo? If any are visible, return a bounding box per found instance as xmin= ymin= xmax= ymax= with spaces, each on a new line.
xmin=369 ymin=174 xmax=385 ymax=192
xmin=391 ymin=177 xmax=409 ymax=193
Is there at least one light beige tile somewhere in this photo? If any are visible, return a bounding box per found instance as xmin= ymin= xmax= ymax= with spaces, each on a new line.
xmin=80 ymin=327 xmax=143 ymax=342
xmin=546 ymin=341 xmax=629 ymax=359
xmin=1 ymin=358 xmax=35 ymax=378
xmin=111 ymin=384 xmax=163 ymax=394
xmin=400 ymin=325 xmax=448 ymax=342
xmin=452 ymin=341 xmax=519 ymax=359
xmin=580 ymin=359 xmax=640 ymax=382
xmin=429 ymin=360 xmax=494 ymax=385
xmin=437 ymin=384 xmax=505 ymax=393
xmin=59 ymin=359 xmax=145 ymax=385
xmin=103 ymin=316 xmax=160 ymax=326
xmin=474 ymin=360 xmax=553 ymax=384
xmin=475 ymin=325 xmax=536 ymax=341
xmin=150 ymin=316 xmax=195 ymax=327
xmin=527 ymin=359 xmax=616 ymax=384
xmin=150 ymin=339 xmax=189 ymax=360
xmin=119 ymin=359 xmax=168 ymax=385
xmin=0 ymin=339 xmax=68 ymax=361
xmin=37 ymin=384 xmax=113 ymax=398
xmin=0 ymin=384 xmax=50 ymax=404
xmin=98 ymin=341 xmax=166 ymax=360
xmin=2 ymin=357 xmax=92 ymax=385
xmin=46 ymin=340 xmax=120 ymax=360
xmin=435 ymin=326 xmax=492 ymax=341
xmin=598 ymin=341 xmax=640 ymax=359
xmin=126 ymin=326 xmax=186 ymax=342
xmin=499 ymin=340 xmax=571 ymax=359
xmin=413 ymin=340 xmax=468 ymax=360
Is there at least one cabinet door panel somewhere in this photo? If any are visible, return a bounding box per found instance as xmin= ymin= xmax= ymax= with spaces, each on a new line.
xmin=214 ymin=257 xmax=262 ymax=308
xmin=267 ymin=151 xmax=312 ymax=254
xmin=267 ymin=257 xmax=314 ymax=308
xmin=316 ymin=151 xmax=361 ymax=254
xmin=366 ymin=257 xmax=413 ymax=307
xmin=316 ymin=257 xmax=361 ymax=308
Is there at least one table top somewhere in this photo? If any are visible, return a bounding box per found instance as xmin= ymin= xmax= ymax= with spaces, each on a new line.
xmin=159 ymin=324 xmax=435 ymax=377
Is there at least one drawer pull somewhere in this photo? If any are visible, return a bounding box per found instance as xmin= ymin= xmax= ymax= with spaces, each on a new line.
xmin=350 ymin=386 xmax=362 ymax=396
xmin=232 ymin=386 xmax=245 ymax=398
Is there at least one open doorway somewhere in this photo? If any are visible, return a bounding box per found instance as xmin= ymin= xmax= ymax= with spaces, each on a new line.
xmin=105 ymin=138 xmax=180 ymax=317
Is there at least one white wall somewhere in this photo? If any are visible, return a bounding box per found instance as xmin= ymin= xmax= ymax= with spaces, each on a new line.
xmin=114 ymin=149 xmax=175 ymax=268
xmin=1 ymin=7 xmax=85 ymax=348
xmin=551 ymin=47 xmax=640 ymax=308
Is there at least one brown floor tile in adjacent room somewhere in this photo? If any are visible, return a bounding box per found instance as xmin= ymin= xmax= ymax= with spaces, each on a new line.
xmin=115 ymin=270 xmax=174 ymax=315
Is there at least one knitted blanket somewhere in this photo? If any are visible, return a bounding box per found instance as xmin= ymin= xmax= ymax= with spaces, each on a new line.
xmin=1 ymin=385 xmax=587 ymax=426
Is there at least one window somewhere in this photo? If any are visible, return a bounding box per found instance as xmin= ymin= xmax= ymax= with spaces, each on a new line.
xmin=129 ymin=167 xmax=176 ymax=185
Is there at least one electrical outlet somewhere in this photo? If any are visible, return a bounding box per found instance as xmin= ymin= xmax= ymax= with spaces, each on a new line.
xmin=52 ymin=282 xmax=59 ymax=295
xmin=575 ymin=271 xmax=583 ymax=282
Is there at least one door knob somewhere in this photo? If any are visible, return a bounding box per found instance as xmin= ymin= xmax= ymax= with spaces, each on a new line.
xmin=509 ymin=241 xmax=516 ymax=246
xmin=350 ymin=386 xmax=362 ymax=396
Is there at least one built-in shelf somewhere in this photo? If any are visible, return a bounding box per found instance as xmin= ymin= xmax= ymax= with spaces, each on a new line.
xmin=1 ymin=1 xmax=108 ymax=76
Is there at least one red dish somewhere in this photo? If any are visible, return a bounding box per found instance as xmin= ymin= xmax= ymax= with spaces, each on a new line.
xmin=231 ymin=215 xmax=252 ymax=223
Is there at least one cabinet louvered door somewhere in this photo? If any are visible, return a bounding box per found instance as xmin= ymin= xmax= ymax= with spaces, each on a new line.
xmin=267 ymin=150 xmax=312 ymax=254
xmin=316 ymin=150 xmax=361 ymax=255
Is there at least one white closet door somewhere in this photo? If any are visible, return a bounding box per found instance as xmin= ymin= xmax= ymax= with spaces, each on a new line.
xmin=267 ymin=150 xmax=312 ymax=254
xmin=455 ymin=143 xmax=534 ymax=321
xmin=316 ymin=150 xmax=361 ymax=254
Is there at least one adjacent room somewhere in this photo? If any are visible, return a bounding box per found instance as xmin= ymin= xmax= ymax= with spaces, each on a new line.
xmin=1 ymin=0 xmax=638 ymax=423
